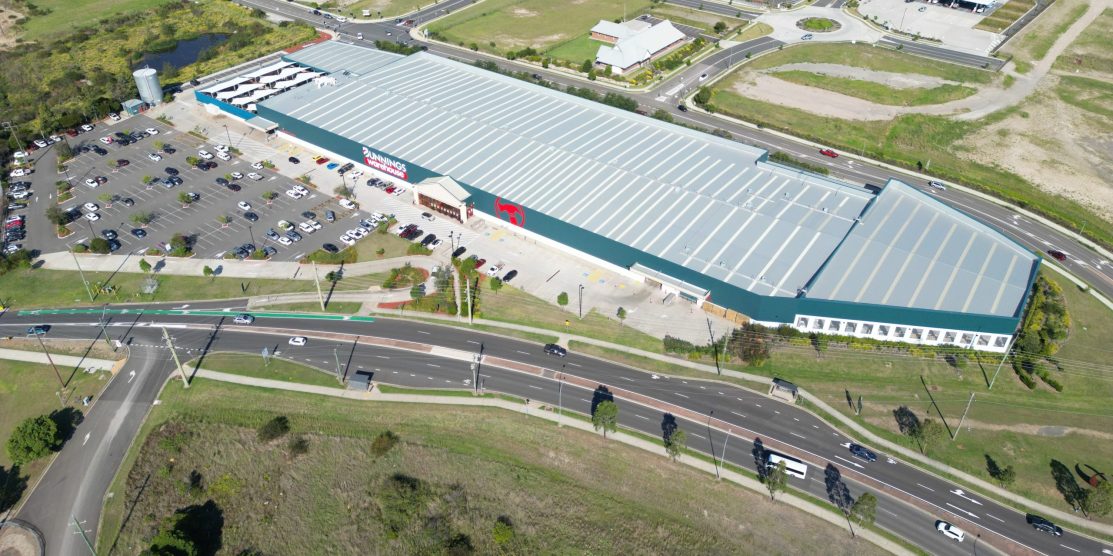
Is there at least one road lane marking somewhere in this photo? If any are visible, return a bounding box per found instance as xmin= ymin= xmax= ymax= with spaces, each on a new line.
xmin=880 ymin=507 xmax=899 ymax=518
xmin=417 ymin=330 xmax=430 ymax=334
xmin=917 ymin=483 xmax=935 ymax=492
xmin=674 ymin=392 xmax=689 ymax=398
xmin=376 ymin=355 xmax=390 ymax=359
xmin=83 ymin=432 xmax=91 ymax=445
xmin=1059 ymin=545 xmax=1080 ymax=553
xmin=619 ymin=376 xmax=633 ymax=381
xmin=690 ymin=433 xmax=706 ymax=440
xmin=985 ymin=513 xmax=1005 ymax=523
xmin=754 ymin=403 xmax=762 ymax=407
xmin=528 ymin=385 xmax=542 ymax=390
xmin=467 ymin=340 xmax=480 ymax=344
xmin=516 ymin=350 xmax=529 ymax=355
xmin=567 ymin=362 xmax=581 ymax=367
xmin=730 ymin=411 xmax=746 ymax=418
xmin=793 ymin=417 xmax=799 ymax=421
xmin=833 ymin=455 xmax=863 ymax=469
xmin=635 ymin=414 xmax=650 ymax=420
xmin=426 ymin=363 xmax=440 ymax=368
xmin=789 ymin=432 xmax=806 ymax=440
xmin=945 ymin=502 xmax=978 ymax=519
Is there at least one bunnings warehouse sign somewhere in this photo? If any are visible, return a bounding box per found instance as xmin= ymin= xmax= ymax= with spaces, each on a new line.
xmin=362 ymin=146 xmax=407 ymax=180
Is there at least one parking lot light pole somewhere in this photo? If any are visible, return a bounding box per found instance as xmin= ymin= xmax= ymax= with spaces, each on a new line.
xmin=578 ymin=284 xmax=584 ymax=319
xmin=247 ymin=225 xmax=256 ymax=252
xmin=707 ymin=410 xmax=720 ymax=480
xmin=222 ymin=124 xmax=232 ymax=148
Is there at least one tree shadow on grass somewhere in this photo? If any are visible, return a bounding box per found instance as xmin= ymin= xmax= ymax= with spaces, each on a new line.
xmin=176 ymin=499 xmax=224 ymax=556
xmin=0 ymin=464 xmax=28 ymax=513
xmin=1051 ymin=459 xmax=1087 ymax=514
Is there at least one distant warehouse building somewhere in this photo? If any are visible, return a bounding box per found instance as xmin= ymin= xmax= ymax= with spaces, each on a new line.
xmin=200 ymin=41 xmax=1039 ymax=352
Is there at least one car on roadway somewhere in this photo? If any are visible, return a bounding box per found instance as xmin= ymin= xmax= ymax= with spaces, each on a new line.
xmin=147 ymin=152 xmax=162 ymax=162
xmin=928 ymin=180 xmax=946 ymax=191
xmin=699 ymin=73 xmax=708 ymax=81
xmin=1026 ymin=515 xmax=1063 ymax=536
xmin=935 ymin=521 xmax=964 ymax=542
xmin=232 ymin=314 xmax=255 ymax=324
xmin=543 ymin=343 xmax=567 ymax=357
xmin=26 ymin=325 xmax=49 ymax=335
xmin=1047 ymin=249 xmax=1067 ymax=261
xmin=849 ymin=443 xmax=877 ymax=462
xmin=819 ymin=148 xmax=839 ymax=158
xmin=801 ymin=33 xmax=814 ymax=40
xmin=677 ymin=104 xmax=688 ymax=112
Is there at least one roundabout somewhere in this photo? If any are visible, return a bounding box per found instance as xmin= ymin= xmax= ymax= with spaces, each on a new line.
xmin=797 ymin=17 xmax=842 ymax=33
xmin=757 ymin=6 xmax=883 ymax=44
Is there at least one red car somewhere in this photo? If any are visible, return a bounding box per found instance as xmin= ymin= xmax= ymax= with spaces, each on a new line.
xmin=1047 ymin=250 xmax=1067 ymax=262
xmin=65 ymin=129 xmax=79 ymax=137
xmin=315 ymin=157 xmax=330 ymax=165
xmin=820 ymin=148 xmax=839 ymax=158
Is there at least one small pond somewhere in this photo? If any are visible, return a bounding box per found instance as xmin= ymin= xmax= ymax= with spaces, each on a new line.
xmin=133 ymin=33 xmax=229 ymax=71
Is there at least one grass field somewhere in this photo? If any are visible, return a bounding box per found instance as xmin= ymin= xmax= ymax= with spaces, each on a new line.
xmin=747 ymin=43 xmax=996 ymax=84
xmin=736 ymin=22 xmax=774 ymax=41
xmin=427 ymin=0 xmax=654 ymax=56
xmin=14 ymin=0 xmax=174 ymax=41
xmin=545 ymin=34 xmax=604 ymax=66
xmin=189 ymin=352 xmax=339 ymax=387
xmin=98 ymin=380 xmax=887 ymax=555
xmin=645 ymin=4 xmax=751 ymax=33
xmin=975 ymin=0 xmax=1036 ymax=32
xmin=265 ymin=301 xmax=364 ymax=314
xmin=1051 ymin=8 xmax=1113 ymax=119
xmin=353 ymin=230 xmax=414 ymax=261
xmin=0 ymin=359 xmax=113 ymax=511
xmin=1004 ymin=0 xmax=1091 ymax=66
xmin=770 ymin=70 xmax=978 ymax=105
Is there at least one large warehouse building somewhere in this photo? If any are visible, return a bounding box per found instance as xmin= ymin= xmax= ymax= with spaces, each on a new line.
xmin=196 ymin=41 xmax=1039 ymax=352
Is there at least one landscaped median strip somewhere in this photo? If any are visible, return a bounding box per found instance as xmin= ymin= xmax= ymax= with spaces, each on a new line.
xmin=17 ymin=308 xmax=375 ymax=322
xmin=187 ymin=367 xmax=913 ymax=556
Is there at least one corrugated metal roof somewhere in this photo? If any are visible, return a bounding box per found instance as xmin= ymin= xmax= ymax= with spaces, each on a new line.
xmin=282 ymin=40 xmax=403 ymax=76
xmin=260 ymin=44 xmax=1036 ymax=319
xmin=806 ymin=180 xmax=1037 ymax=317
xmin=596 ymin=21 xmax=686 ymax=69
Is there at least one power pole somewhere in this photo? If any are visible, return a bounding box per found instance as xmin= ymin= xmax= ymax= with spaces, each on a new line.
xmin=466 ymin=277 xmax=473 ymax=324
xmin=161 ymin=327 xmax=189 ymax=389
xmin=34 ymin=332 xmax=66 ymax=391
xmin=706 ymin=317 xmax=721 ymax=375
xmin=952 ymin=392 xmax=976 ymax=441
xmin=988 ymin=335 xmax=1014 ymax=389
xmin=71 ymin=515 xmax=96 ymax=556
xmin=557 ymin=367 xmax=564 ymax=427
xmin=70 ymin=249 xmax=95 ymax=302
xmin=333 ymin=348 xmax=343 ymax=382
xmin=99 ymin=304 xmax=114 ymax=350
xmin=312 ymin=262 xmax=325 ymax=311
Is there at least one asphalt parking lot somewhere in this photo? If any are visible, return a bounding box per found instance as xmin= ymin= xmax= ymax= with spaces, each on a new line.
xmin=36 ymin=115 xmax=371 ymax=261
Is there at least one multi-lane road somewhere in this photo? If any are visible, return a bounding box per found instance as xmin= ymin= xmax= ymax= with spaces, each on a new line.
xmin=3 ymin=306 xmax=1109 ymax=555
xmin=230 ymin=0 xmax=1113 ymax=305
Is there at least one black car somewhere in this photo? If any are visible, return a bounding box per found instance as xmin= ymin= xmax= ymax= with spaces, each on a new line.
xmin=288 ymin=156 xmax=300 ymax=164
xmin=121 ymin=197 xmax=135 ymax=207
xmin=502 ymin=269 xmax=517 ymax=282
xmin=243 ymin=211 xmax=259 ymax=222
xmin=543 ymin=343 xmax=567 ymax=357
xmin=101 ymin=229 xmax=118 ymax=240
xmin=232 ymin=247 xmax=248 ymax=260
xmin=114 ymin=132 xmax=128 ymax=139
xmin=285 ymin=230 xmax=302 ymax=242
xmin=1026 ymin=515 xmax=1063 ymax=536
xmin=226 ymin=183 xmax=241 ymax=192
xmin=166 ymin=167 xmax=179 ymax=176
xmin=241 ymin=243 xmax=256 ymax=253
xmin=301 ymin=211 xmax=316 ymax=219
xmin=92 ymin=146 xmax=108 ymax=155
xmin=321 ymin=243 xmax=339 ymax=253
xmin=216 ymin=177 xmax=229 ymax=186
xmin=451 ymin=246 xmax=467 ymax=258
xmin=116 ymin=159 xmax=129 ymax=168
xmin=107 ymin=239 xmax=121 ymax=252
xmin=848 ymin=444 xmax=877 ymax=462
xmin=131 ymin=228 xmax=147 ymax=238
xmin=420 ymin=233 xmax=437 ymax=246
xmin=163 ymin=146 xmax=176 ymax=154
xmin=262 ymin=246 xmax=277 ymax=257
xmin=26 ymin=325 xmax=49 ymax=335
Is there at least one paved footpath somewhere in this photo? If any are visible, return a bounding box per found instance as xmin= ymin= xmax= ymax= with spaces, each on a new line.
xmin=0 ymin=348 xmax=116 ymax=371
xmin=191 ymin=368 xmax=912 ymax=556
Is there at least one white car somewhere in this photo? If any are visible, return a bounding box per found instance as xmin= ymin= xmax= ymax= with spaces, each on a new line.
xmin=49 ymin=135 xmax=62 ymax=144
xmin=277 ymin=236 xmax=293 ymax=246
xmin=289 ymin=336 xmax=307 ymax=346
xmin=485 ymin=265 xmax=501 ymax=277
xmin=83 ymin=202 xmax=99 ymax=212
xmin=12 ymin=150 xmax=27 ymax=159
xmin=250 ymin=161 xmax=264 ymax=170
xmin=699 ymin=73 xmax=708 ymax=81
xmin=431 ymin=238 xmax=443 ymax=248
xmin=33 ymin=139 xmax=48 ymax=148
xmin=232 ymin=314 xmax=255 ymax=324
xmin=308 ymin=220 xmax=322 ymax=230
xmin=351 ymin=228 xmax=367 ymax=239
xmin=935 ymin=521 xmax=964 ymax=542
xmin=285 ymin=189 xmax=304 ymax=199
xmin=9 ymin=191 xmax=30 ymax=200
xmin=147 ymin=152 xmax=162 ymax=162
xmin=247 ymin=172 xmax=263 ymax=180
xmin=216 ymin=151 xmax=231 ymax=161
xmin=394 ymin=224 xmax=408 ymax=235
xmin=83 ymin=211 xmax=100 ymax=221
xmin=338 ymin=198 xmax=357 ymax=210
xmin=339 ymin=233 xmax=355 ymax=246
xmin=349 ymin=170 xmax=363 ymax=179
xmin=928 ymin=180 xmax=946 ymax=191
xmin=9 ymin=168 xmax=28 ymax=177
xmin=214 ymin=144 xmax=229 ymax=153
xmin=298 ymin=221 xmax=316 ymax=234
xmin=109 ymin=112 xmax=120 ymax=121
xmin=230 ymin=171 xmax=244 ymax=180
xmin=237 ymin=201 xmax=252 ymax=211
xmin=292 ymin=184 xmax=309 ymax=195
xmin=99 ymin=136 xmax=113 ymax=144
xmin=277 ymin=219 xmax=293 ymax=230
xmin=84 ymin=178 xmax=99 ymax=188
xmin=80 ymin=124 xmax=94 ymax=132
xmin=392 ymin=187 xmax=405 ymax=197
xmin=145 ymin=128 xmax=159 ymax=135
xmin=198 ymin=150 xmax=213 ymax=160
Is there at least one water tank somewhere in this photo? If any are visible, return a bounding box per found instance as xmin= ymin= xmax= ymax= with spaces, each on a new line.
xmin=133 ymin=68 xmax=162 ymax=105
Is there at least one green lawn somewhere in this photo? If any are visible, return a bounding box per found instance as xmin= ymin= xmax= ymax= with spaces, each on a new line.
xmin=771 ymin=70 xmax=978 ymax=106
xmin=0 ymin=359 xmax=114 ymax=511
xmin=427 ymin=0 xmax=654 ymax=56
xmin=747 ymin=43 xmax=996 ymax=84
xmin=645 ymin=4 xmax=751 ymax=34
xmin=800 ymin=17 xmax=837 ymax=32
xmin=265 ymin=301 xmax=364 ymax=314
xmin=1004 ymin=0 xmax=1091 ymax=64
xmin=478 ymin=282 xmax=663 ymax=352
xmin=545 ymin=34 xmax=604 ymax=66
xmin=975 ymin=0 xmax=1036 ymax=32
xmin=188 ymin=352 xmax=339 ymax=388
xmin=98 ymin=380 xmax=887 ymax=556
xmin=0 ymin=268 xmax=318 ymax=309
xmin=15 ymin=0 xmax=175 ymax=41
xmin=736 ymin=22 xmax=774 ymax=41
xmin=352 ymin=230 xmax=414 ymax=261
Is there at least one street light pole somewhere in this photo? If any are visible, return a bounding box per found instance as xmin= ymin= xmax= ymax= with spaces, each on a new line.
xmin=99 ymin=304 xmax=114 ymax=350
xmin=558 ymin=366 xmax=565 ymax=427
xmin=161 ymin=326 xmax=189 ymax=389
xmin=2 ymin=121 xmax=25 ymax=153
xmin=70 ymin=249 xmax=95 ymax=303
xmin=34 ymin=332 xmax=67 ymax=392
xmin=578 ymin=284 xmax=584 ymax=319
xmin=223 ymin=124 xmax=232 ymax=148
xmin=707 ymin=410 xmax=720 ymax=479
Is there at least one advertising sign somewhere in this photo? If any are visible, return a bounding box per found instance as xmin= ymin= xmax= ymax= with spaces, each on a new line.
xmin=362 ymin=146 xmax=408 ymax=180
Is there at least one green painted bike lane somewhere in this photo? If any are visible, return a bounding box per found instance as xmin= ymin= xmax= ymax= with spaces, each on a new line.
xmin=18 ymin=308 xmax=375 ymax=322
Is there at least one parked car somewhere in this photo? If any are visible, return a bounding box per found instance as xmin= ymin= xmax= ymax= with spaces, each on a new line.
xmin=421 ymin=212 xmax=435 ymax=221
xmin=322 ymin=243 xmax=339 ymax=253
xmin=216 ymin=151 xmax=231 ymax=161
xmin=131 ymin=228 xmax=147 ymax=238
xmin=115 ymin=159 xmax=130 ymax=168
xmin=145 ymin=127 xmax=159 ymax=135
xmin=230 ymin=171 xmax=244 ymax=180
xmin=452 ymin=246 xmax=467 ymax=258
xmin=198 ymin=150 xmax=214 ymax=160
xmin=247 ymin=172 xmax=263 ymax=180
xmin=288 ymin=156 xmax=300 ymax=164
xmin=251 ymin=161 xmax=264 ymax=170
xmin=339 ymin=198 xmax=357 ymax=210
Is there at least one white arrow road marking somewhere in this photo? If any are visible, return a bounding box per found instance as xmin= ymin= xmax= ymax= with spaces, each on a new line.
xmin=950 ymin=489 xmax=983 ymax=506
xmin=83 ymin=432 xmax=91 ymax=446
xmin=128 ymin=370 xmax=136 ymax=383
xmin=833 ymin=455 xmax=863 ymax=469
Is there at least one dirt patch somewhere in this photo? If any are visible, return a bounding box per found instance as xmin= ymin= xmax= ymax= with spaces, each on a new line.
xmin=730 ymin=73 xmax=906 ymax=120
xmin=0 ymin=6 xmax=25 ymax=51
xmin=768 ymin=63 xmax=957 ymax=89
xmin=0 ymin=522 xmax=41 ymax=556
xmin=494 ymin=32 xmax=567 ymax=49
xmin=511 ymin=7 xmax=539 ymax=17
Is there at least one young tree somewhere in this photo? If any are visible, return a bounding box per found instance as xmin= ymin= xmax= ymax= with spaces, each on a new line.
xmin=202 ymin=265 xmax=214 ymax=280
xmin=694 ymin=86 xmax=713 ymax=106
xmin=6 ymin=415 xmax=61 ymax=465
xmin=916 ymin=419 xmax=946 ymax=456
xmin=130 ymin=212 xmax=152 ymax=226
xmin=850 ymin=492 xmax=878 ymax=527
xmin=178 ymin=192 xmax=193 ymax=206
xmin=713 ymin=20 xmax=728 ymax=33
xmin=97 ymin=192 xmax=112 ymax=206
xmin=764 ymin=460 xmax=788 ymax=501
xmin=998 ymin=464 xmax=1016 ymax=487
xmin=141 ymin=175 xmax=154 ymax=185
xmin=616 ymin=306 xmax=627 ymax=326
xmin=217 ymin=215 xmax=231 ymax=228
xmin=45 ymin=205 xmax=67 ymax=226
xmin=261 ymin=190 xmax=278 ymax=204
xmin=664 ymin=428 xmax=686 ymax=461
xmin=557 ymin=291 xmax=569 ymax=307
xmin=592 ymin=400 xmax=618 ymax=439
xmin=1087 ymin=480 xmax=1113 ymax=517
xmin=488 ymin=277 xmax=503 ymax=294
xmin=325 ymin=270 xmax=342 ymax=283
xmin=138 ymin=258 xmax=151 ymax=274
xmin=89 ymin=237 xmax=111 ymax=254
